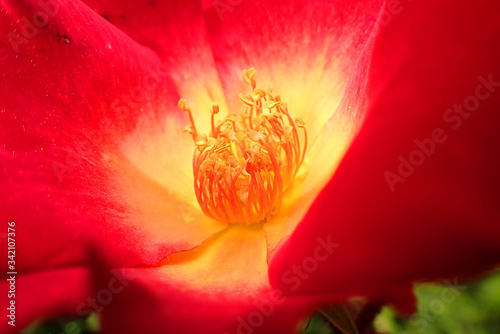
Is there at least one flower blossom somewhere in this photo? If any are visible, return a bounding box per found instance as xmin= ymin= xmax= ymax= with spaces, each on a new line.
xmin=1 ymin=0 xmax=500 ymax=333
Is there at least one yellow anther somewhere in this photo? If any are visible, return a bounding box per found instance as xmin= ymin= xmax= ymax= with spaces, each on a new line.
xmin=242 ymin=68 xmax=257 ymax=86
xmin=183 ymin=125 xmax=193 ymax=134
xmin=195 ymin=134 xmax=208 ymax=147
xmin=211 ymin=105 xmax=220 ymax=114
xmin=214 ymin=142 xmax=230 ymax=154
xmin=265 ymin=100 xmax=281 ymax=109
xmin=178 ymin=98 xmax=190 ymax=111
xmin=253 ymin=88 xmax=266 ymax=98
xmin=262 ymin=108 xmax=276 ymax=119
xmin=239 ymin=93 xmax=255 ymax=107
xmin=178 ymin=98 xmax=197 ymax=139
xmin=250 ymin=92 xmax=262 ymax=102
xmin=182 ymin=69 xmax=307 ymax=224
xmin=206 ymin=137 xmax=217 ymax=151
xmin=295 ymin=117 xmax=305 ymax=128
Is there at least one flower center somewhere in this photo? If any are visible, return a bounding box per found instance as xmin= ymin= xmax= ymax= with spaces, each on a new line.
xmin=178 ymin=69 xmax=307 ymax=224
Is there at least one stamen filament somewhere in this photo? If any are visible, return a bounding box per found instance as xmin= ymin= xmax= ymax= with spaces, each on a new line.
xmin=179 ymin=68 xmax=308 ymax=224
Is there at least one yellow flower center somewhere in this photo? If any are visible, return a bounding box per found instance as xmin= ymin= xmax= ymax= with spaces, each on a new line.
xmin=178 ymin=68 xmax=308 ymax=224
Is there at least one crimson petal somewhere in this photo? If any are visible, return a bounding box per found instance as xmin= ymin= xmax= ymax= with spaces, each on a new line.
xmin=0 ymin=0 xmax=220 ymax=272
xmin=81 ymin=0 xmax=230 ymax=128
xmin=270 ymin=0 xmax=500 ymax=297
xmin=203 ymin=0 xmax=384 ymax=141
xmin=96 ymin=265 xmax=319 ymax=334
xmin=0 ymin=267 xmax=92 ymax=334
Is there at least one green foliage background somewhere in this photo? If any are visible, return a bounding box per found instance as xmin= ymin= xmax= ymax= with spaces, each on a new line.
xmin=22 ymin=271 xmax=500 ymax=334
xmin=374 ymin=271 xmax=500 ymax=334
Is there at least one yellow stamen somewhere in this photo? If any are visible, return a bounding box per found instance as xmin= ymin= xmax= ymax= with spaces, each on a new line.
xmin=179 ymin=69 xmax=307 ymax=224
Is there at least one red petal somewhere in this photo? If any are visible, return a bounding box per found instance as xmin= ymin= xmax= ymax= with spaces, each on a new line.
xmin=203 ymin=0 xmax=385 ymax=140
xmin=96 ymin=264 xmax=318 ymax=334
xmin=201 ymin=0 xmax=387 ymax=257
xmin=263 ymin=20 xmax=380 ymax=256
xmin=0 ymin=267 xmax=92 ymax=333
xmin=270 ymin=0 xmax=500 ymax=297
xmin=100 ymin=275 xmax=316 ymax=334
xmin=0 ymin=0 xmax=223 ymax=271
xmin=93 ymin=225 xmax=320 ymax=333
xmin=81 ymin=0 xmax=230 ymax=132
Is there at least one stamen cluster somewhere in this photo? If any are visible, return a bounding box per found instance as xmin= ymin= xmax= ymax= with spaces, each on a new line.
xmin=179 ymin=68 xmax=307 ymax=224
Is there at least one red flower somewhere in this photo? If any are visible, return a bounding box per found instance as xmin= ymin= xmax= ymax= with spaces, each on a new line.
xmin=1 ymin=0 xmax=500 ymax=333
